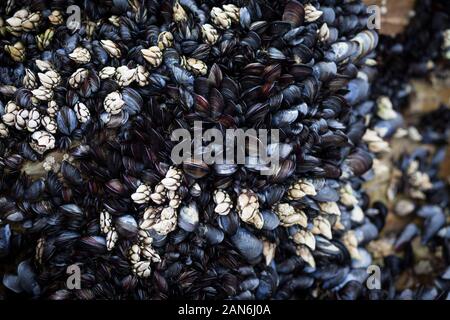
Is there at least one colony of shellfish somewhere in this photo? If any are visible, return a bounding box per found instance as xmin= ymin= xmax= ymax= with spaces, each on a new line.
xmin=0 ymin=0 xmax=449 ymax=300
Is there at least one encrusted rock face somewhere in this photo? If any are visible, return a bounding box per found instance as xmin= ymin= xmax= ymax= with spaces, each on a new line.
xmin=0 ymin=0 xmax=381 ymax=299
xmin=1 ymin=0 xmax=447 ymax=301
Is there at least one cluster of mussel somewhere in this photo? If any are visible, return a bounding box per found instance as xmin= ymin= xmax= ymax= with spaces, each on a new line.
xmin=354 ymin=0 xmax=450 ymax=300
xmin=0 ymin=0 xmax=440 ymax=300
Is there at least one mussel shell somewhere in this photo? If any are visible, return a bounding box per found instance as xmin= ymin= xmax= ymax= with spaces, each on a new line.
xmin=2 ymin=274 xmax=22 ymax=293
xmin=183 ymin=159 xmax=210 ymax=178
xmin=312 ymin=186 xmax=339 ymax=202
xmin=261 ymin=210 xmax=280 ymax=230
xmin=0 ymin=224 xmax=12 ymax=258
xmin=394 ymin=223 xmax=419 ymax=250
xmin=277 ymin=256 xmax=303 ymax=273
xmin=78 ymin=236 xmax=107 ymax=253
xmin=313 ymin=62 xmax=337 ymax=82
xmin=417 ymin=205 xmax=442 ymax=219
xmin=282 ymin=1 xmax=305 ymax=27
xmin=147 ymin=230 xmax=167 ymax=248
xmin=105 ymin=179 xmax=127 ymax=195
xmin=199 ymin=225 xmax=224 ymax=245
xmin=57 ymin=106 xmax=78 ymax=136
xmin=325 ymin=41 xmax=358 ymax=62
xmin=169 ymin=228 xmax=190 ymax=244
xmin=422 ymin=210 xmax=445 ymax=244
xmin=17 ymin=260 xmax=41 ymax=296
xmin=272 ymin=108 xmax=298 ymax=127
xmin=59 ymin=203 xmax=83 ymax=217
xmin=231 ymin=228 xmax=263 ymax=262
xmin=354 ymin=222 xmax=379 ymax=244
xmin=269 ymin=21 xmax=292 ymax=37
xmin=61 ymin=162 xmax=83 ymax=185
xmin=115 ymin=215 xmax=138 ymax=238
xmin=336 ymin=281 xmax=363 ymax=300
xmin=214 ymin=163 xmax=238 ymax=176
xmin=320 ymin=7 xmax=336 ymax=24
xmin=55 ymin=231 xmax=81 ymax=246
xmin=290 ymin=64 xmax=313 ymax=81
xmin=345 ymin=78 xmax=369 ymax=105
xmin=218 ymin=211 xmax=240 ymax=235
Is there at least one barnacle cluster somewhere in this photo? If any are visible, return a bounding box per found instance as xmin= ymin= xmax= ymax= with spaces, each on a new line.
xmin=0 ymin=0 xmax=448 ymax=300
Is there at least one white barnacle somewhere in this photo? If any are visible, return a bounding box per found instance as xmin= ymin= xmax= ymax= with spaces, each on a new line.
xmin=287 ymin=179 xmax=317 ymax=200
xmin=99 ymin=66 xmax=116 ymax=79
xmin=35 ymin=59 xmax=54 ymax=72
xmin=201 ymin=24 xmax=219 ymax=45
xmin=274 ymin=203 xmax=308 ymax=228
xmin=106 ymin=229 xmax=118 ymax=251
xmin=131 ymin=184 xmax=151 ymax=204
xmin=311 ymin=216 xmax=332 ymax=240
xmin=115 ymin=66 xmax=136 ymax=87
xmin=48 ymin=10 xmax=64 ymax=25
xmin=23 ymin=68 xmax=38 ymax=89
xmin=150 ymin=183 xmax=167 ymax=205
xmin=319 ymin=201 xmax=341 ymax=216
xmin=2 ymin=101 xmax=19 ymax=126
xmin=103 ymin=91 xmax=124 ymax=115
xmin=341 ymin=231 xmax=361 ymax=260
xmin=15 ymin=109 xmax=29 ymax=131
xmin=74 ymin=102 xmax=91 ymax=123
xmin=157 ymin=31 xmax=174 ymax=50
xmin=161 ymin=166 xmax=183 ymax=191
xmin=236 ymin=189 xmax=264 ymax=229
xmin=37 ymin=70 xmax=61 ymax=89
xmin=29 ymin=130 xmax=56 ymax=154
xmin=304 ymin=4 xmax=323 ymax=23
xmin=26 ymin=108 xmax=41 ymax=132
xmin=100 ymin=39 xmax=121 ymax=58
xmin=46 ymin=100 xmax=59 ymax=117
xmin=182 ymin=57 xmax=208 ymax=76
xmin=292 ymin=229 xmax=316 ymax=251
xmin=222 ymin=4 xmax=240 ymax=22
xmin=5 ymin=42 xmax=25 ymax=62
xmin=0 ymin=123 xmax=9 ymax=138
xmin=134 ymin=65 xmax=149 ymax=86
xmin=295 ymin=245 xmax=316 ymax=268
xmin=139 ymin=206 xmax=162 ymax=230
xmin=69 ymin=47 xmax=91 ymax=64
xmin=69 ymin=68 xmax=89 ymax=88
xmin=100 ymin=210 xmax=112 ymax=234
xmin=318 ymin=23 xmax=330 ymax=43
xmin=150 ymin=206 xmax=177 ymax=235
xmin=210 ymin=7 xmax=231 ymax=29
xmin=128 ymin=244 xmax=141 ymax=264
xmin=32 ymin=86 xmax=53 ymax=101
xmin=376 ymin=96 xmax=398 ymax=120
xmin=132 ymin=260 xmax=152 ymax=278
xmin=141 ymin=46 xmax=163 ymax=68
xmin=173 ymin=2 xmax=188 ymax=23
xmin=213 ymin=189 xmax=232 ymax=215
xmin=167 ymin=190 xmax=181 ymax=209
xmin=339 ymin=183 xmax=359 ymax=207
